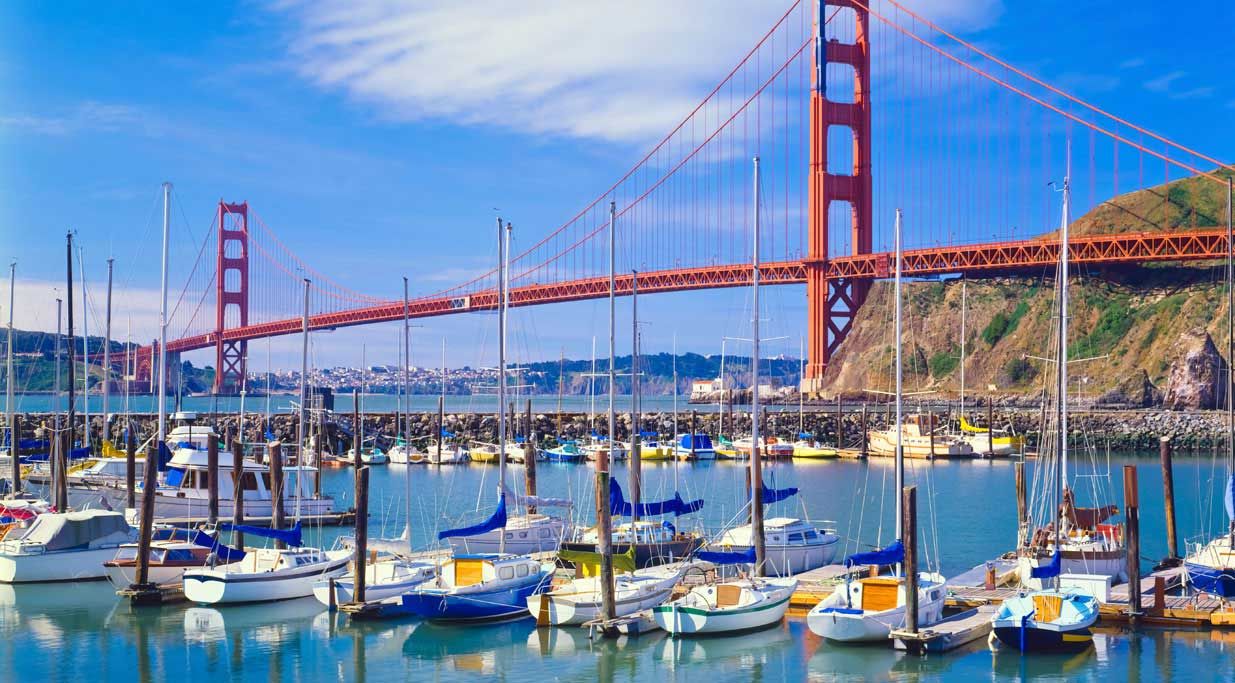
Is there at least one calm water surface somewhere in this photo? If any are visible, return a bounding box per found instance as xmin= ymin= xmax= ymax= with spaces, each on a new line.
xmin=3 ymin=454 xmax=1232 ymax=681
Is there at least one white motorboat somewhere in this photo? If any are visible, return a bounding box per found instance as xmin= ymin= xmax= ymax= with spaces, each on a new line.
xmin=386 ymin=441 xmax=421 ymax=465
xmin=806 ymin=571 xmax=947 ymax=642
xmin=710 ymin=517 xmax=840 ymax=576
xmin=673 ymin=434 xmax=716 ymax=461
xmin=447 ymin=513 xmax=568 ymax=556
xmin=653 ymin=577 xmax=798 ymax=636
xmin=347 ymin=447 xmax=388 ymax=465
xmin=311 ymin=555 xmax=439 ymax=606
xmin=582 ymin=440 xmax=627 ymax=462
xmin=414 ymin=441 xmax=469 ymax=464
xmin=0 ymin=510 xmax=136 ymax=583
xmin=183 ymin=545 xmax=350 ymax=604
xmin=104 ymin=529 xmax=215 ymax=588
xmin=528 ymin=560 xmax=701 ymax=626
xmin=868 ymin=415 xmax=973 ymax=458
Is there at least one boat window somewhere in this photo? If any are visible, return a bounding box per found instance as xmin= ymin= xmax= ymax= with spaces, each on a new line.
xmin=803 ymin=530 xmax=819 ymax=541
xmin=150 ymin=550 xmax=167 ymax=563
xmin=538 ymin=529 xmax=550 ymax=538
xmin=498 ymin=566 xmax=514 ymax=580
xmin=261 ymin=472 xmax=273 ymax=492
xmin=165 ymin=549 xmax=196 ymax=562
xmin=788 ymin=532 xmax=805 ymax=543
xmin=516 ymin=564 xmax=529 ymax=577
xmin=113 ymin=547 xmax=139 ymax=562
xmin=241 ymin=473 xmax=259 ymax=491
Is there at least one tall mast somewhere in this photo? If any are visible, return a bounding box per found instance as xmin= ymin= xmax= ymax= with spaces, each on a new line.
xmin=157 ymin=183 xmax=171 ymax=456
xmin=589 ymin=336 xmax=596 ymax=431
xmin=630 ymin=270 xmax=641 ymax=524
xmin=750 ymin=156 xmax=767 ymax=576
xmin=496 ymin=217 xmax=508 ymax=553
xmin=799 ymin=338 xmax=805 ymax=438
xmin=1058 ymin=172 xmax=1071 ymax=496
xmin=6 ymin=260 xmax=15 ymax=487
xmin=79 ymin=245 xmax=89 ymax=453
xmin=297 ymin=278 xmax=309 ymax=522
xmin=52 ymin=299 xmax=62 ymax=501
xmin=599 ymin=200 xmax=618 ymax=621
xmin=103 ymin=258 xmax=113 ymax=435
xmin=64 ymin=232 xmax=76 ymax=512
xmin=1227 ymin=176 xmax=1234 ymax=542
xmin=894 ymin=209 xmax=904 ymax=544
xmin=402 ymin=276 xmax=412 ymax=555
xmin=959 ymin=277 xmax=966 ymax=418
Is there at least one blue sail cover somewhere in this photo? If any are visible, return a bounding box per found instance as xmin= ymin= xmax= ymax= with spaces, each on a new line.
xmin=21 ymin=446 xmax=90 ymax=463
xmin=1226 ymin=474 xmax=1235 ymax=522
xmin=1030 ymin=551 xmax=1062 ymax=579
xmin=697 ymin=546 xmax=758 ymax=565
xmin=438 ymin=492 xmax=507 ymax=540
xmin=192 ymin=530 xmax=247 ymax=562
xmin=221 ymin=521 xmax=303 ymax=547
xmin=844 ymin=540 xmax=905 ymax=567
xmin=156 ymin=441 xmax=174 ymax=472
xmin=609 ymin=479 xmax=704 ymax=518
xmin=754 ymin=482 xmax=799 ymax=505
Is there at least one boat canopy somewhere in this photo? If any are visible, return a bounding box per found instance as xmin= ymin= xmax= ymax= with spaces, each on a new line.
xmin=697 ymin=546 xmax=757 ymax=565
xmin=438 ymin=492 xmax=507 ymax=540
xmin=844 ymin=540 xmax=904 ymax=568
xmin=221 ymin=521 xmax=303 ymax=547
xmin=19 ymin=510 xmax=132 ymax=551
xmin=609 ymin=479 xmax=703 ymax=518
xmin=678 ymin=434 xmax=713 ymax=450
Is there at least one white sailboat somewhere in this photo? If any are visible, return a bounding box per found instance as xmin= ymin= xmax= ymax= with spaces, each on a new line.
xmin=654 ymin=156 xmax=800 ymax=637
xmin=182 ymin=280 xmax=350 ymax=605
xmin=807 ymin=209 xmax=948 ymax=642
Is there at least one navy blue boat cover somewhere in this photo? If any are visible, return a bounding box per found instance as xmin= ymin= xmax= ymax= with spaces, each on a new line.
xmin=844 ymin=540 xmax=905 ymax=567
xmin=438 ymin=491 xmax=507 ymax=540
xmin=697 ymin=546 xmax=758 ymax=565
xmin=220 ymin=520 xmax=303 ymax=547
xmin=609 ymin=479 xmax=703 ymax=518
xmin=1029 ymin=550 xmax=1061 ymax=579
xmin=192 ymin=530 xmax=248 ymax=562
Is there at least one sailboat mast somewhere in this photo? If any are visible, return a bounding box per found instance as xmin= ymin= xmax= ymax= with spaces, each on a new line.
xmin=630 ymin=270 xmax=641 ymax=524
xmin=298 ymin=278 xmax=309 ymax=520
xmin=496 ymin=216 xmax=508 ymax=554
xmin=598 ymin=200 xmax=617 ymax=621
xmin=960 ymin=277 xmax=966 ymax=418
xmin=1227 ymin=177 xmax=1233 ymax=541
xmin=6 ymin=260 xmax=15 ymax=488
xmin=157 ymin=183 xmax=171 ymax=455
xmin=52 ymin=298 xmax=61 ymax=502
xmin=103 ymin=258 xmax=113 ymax=435
xmin=894 ymin=209 xmax=904 ymax=543
xmin=1058 ymin=173 xmax=1071 ymax=510
xmin=799 ymin=339 xmax=805 ymax=438
xmin=63 ymin=232 xmax=76 ymax=512
xmin=750 ymin=156 xmax=766 ymax=576
xmin=402 ymin=276 xmax=412 ymax=555
xmin=79 ymin=246 xmax=89 ymax=454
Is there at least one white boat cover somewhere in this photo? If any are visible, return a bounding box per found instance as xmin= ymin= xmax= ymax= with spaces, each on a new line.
xmin=20 ymin=510 xmax=133 ymax=551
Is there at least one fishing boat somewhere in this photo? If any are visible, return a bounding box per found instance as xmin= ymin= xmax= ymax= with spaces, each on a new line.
xmin=103 ymin=527 xmax=215 ymax=588
xmin=653 ymin=573 xmax=798 ymax=636
xmin=806 ymin=209 xmax=948 ymax=643
xmin=867 ymin=414 xmax=973 ymax=458
xmin=708 ymin=516 xmax=840 ymax=576
xmin=0 ymin=509 xmax=136 ymax=583
xmin=543 ymin=440 xmax=585 ymax=463
xmin=674 ymin=433 xmax=717 ymax=461
xmin=182 ymin=523 xmax=350 ymax=604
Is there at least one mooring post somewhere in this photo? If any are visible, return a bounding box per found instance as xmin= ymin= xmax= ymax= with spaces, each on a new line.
xmin=207 ymin=434 xmax=219 ymax=526
xmin=353 ymin=465 xmax=369 ymax=605
xmin=1160 ymin=436 xmax=1179 ymax=562
xmin=270 ymin=440 xmax=285 ymax=549
xmin=903 ymin=485 xmax=919 ymax=634
xmin=1124 ymin=464 xmax=1141 ymax=621
xmin=231 ymin=436 xmax=245 ymax=548
xmin=595 ymin=445 xmax=615 ymax=621
xmin=132 ymin=433 xmax=161 ymax=589
xmin=525 ymin=399 xmax=537 ymax=513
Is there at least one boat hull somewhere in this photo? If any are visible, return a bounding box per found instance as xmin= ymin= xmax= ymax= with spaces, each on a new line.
xmin=528 ymin=576 xmax=677 ymax=626
xmin=399 ymin=571 xmax=551 ymax=621
xmin=992 ymin=625 xmax=1093 ymax=653
xmin=806 ymin=575 xmax=947 ymax=642
xmin=653 ymin=582 xmax=796 ymax=636
xmin=0 ymin=547 xmax=118 ymax=583
xmin=183 ymin=555 xmax=349 ymax=604
xmin=1185 ymin=562 xmax=1235 ymax=598
xmin=104 ymin=563 xmax=197 ymax=588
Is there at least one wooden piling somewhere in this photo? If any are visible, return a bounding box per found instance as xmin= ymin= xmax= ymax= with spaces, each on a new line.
xmin=1123 ymin=465 xmax=1141 ymax=621
xmin=270 ymin=441 xmax=286 ymax=549
xmin=231 ymin=437 xmax=245 ymax=548
xmin=595 ymin=445 xmax=615 ymax=620
xmin=207 ymin=435 xmax=219 ymax=526
xmin=524 ymin=399 xmax=537 ymax=513
xmin=903 ymin=485 xmax=919 ymax=634
xmin=353 ymin=466 xmax=369 ymax=605
xmin=1160 ymin=437 xmax=1179 ymax=561
xmin=125 ymin=424 xmax=136 ymax=510
xmin=132 ymin=435 xmax=161 ymax=588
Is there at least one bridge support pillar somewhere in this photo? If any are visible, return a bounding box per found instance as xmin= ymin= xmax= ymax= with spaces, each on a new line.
xmin=803 ymin=0 xmax=873 ymax=396
xmin=213 ymin=202 xmax=250 ymax=395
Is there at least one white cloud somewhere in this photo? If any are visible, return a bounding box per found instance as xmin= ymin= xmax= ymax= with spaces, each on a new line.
xmin=268 ymin=0 xmax=1003 ymax=144
xmin=1 ymin=277 xmax=164 ymax=344
xmin=0 ymin=101 xmax=150 ymax=137
xmin=1144 ymin=70 xmax=1186 ymax=92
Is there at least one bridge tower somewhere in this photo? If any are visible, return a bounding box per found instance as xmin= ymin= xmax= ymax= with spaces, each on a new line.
xmin=213 ymin=201 xmax=249 ymax=394
xmin=802 ymin=0 xmax=874 ymax=395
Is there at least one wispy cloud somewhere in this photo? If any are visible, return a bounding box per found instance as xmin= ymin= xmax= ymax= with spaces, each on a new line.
xmin=266 ymin=0 xmax=1003 ymax=144
xmin=1119 ymin=57 xmax=1145 ymax=69
xmin=1057 ymin=72 xmax=1120 ymax=93
xmin=1170 ymin=86 xmax=1214 ymax=100
xmin=0 ymin=101 xmax=151 ymax=136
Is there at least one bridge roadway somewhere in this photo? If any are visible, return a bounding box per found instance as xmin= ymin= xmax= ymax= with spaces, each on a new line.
xmin=166 ymin=227 xmax=1228 ymax=354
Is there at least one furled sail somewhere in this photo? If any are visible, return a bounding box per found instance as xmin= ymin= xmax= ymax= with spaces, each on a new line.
xmin=192 ymin=530 xmax=247 ymax=562
xmin=755 ymin=482 xmax=799 ymax=505
xmin=609 ymin=479 xmax=703 ymax=518
xmin=1226 ymin=474 xmax=1235 ymax=522
xmin=438 ymin=492 xmax=507 ymax=540
xmin=220 ymin=520 xmax=303 ymax=547
xmin=844 ymin=540 xmax=905 ymax=568
xmin=1030 ymin=551 xmax=1062 ymax=579
xmin=697 ymin=546 xmax=758 ymax=565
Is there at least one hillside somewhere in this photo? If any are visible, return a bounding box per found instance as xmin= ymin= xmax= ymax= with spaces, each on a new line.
xmin=821 ymin=170 xmax=1235 ymax=407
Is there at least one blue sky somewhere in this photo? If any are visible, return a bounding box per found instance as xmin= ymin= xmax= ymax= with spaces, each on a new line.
xmin=2 ymin=1 xmax=1233 ymax=372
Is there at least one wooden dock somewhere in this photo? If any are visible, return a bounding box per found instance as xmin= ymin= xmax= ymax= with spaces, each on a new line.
xmin=891 ymin=605 xmax=996 ymax=653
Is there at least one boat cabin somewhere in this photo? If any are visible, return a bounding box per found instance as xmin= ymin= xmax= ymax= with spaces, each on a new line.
xmin=440 ymin=554 xmax=542 ymax=588
xmin=720 ymin=517 xmax=832 ymax=548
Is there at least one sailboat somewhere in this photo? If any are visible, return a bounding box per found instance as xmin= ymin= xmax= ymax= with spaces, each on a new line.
xmin=807 ymin=210 xmax=947 ymax=642
xmin=396 ymin=219 xmax=556 ymax=621
xmin=993 ymin=173 xmax=1101 ymax=652
xmin=182 ymin=280 xmax=351 ymax=605
xmin=653 ymin=156 xmax=800 ymax=637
